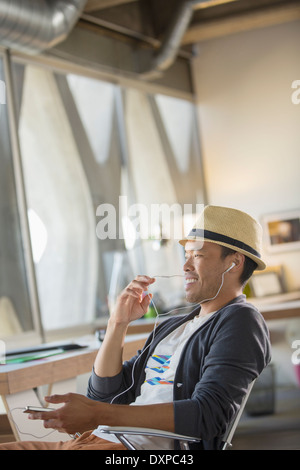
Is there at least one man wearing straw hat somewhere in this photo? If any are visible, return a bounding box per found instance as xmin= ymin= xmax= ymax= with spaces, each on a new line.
xmin=0 ymin=206 xmax=271 ymax=450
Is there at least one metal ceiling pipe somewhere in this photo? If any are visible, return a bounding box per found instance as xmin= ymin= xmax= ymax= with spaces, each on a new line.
xmin=141 ymin=0 xmax=209 ymax=79
xmin=0 ymin=0 xmax=87 ymax=55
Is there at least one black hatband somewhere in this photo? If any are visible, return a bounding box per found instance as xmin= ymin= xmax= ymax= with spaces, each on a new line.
xmin=188 ymin=229 xmax=261 ymax=259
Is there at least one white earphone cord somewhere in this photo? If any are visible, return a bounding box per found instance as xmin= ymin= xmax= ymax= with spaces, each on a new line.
xmin=6 ymin=267 xmax=233 ymax=437
xmin=7 ymin=407 xmax=71 ymax=440
xmin=110 ymin=265 xmax=233 ymax=403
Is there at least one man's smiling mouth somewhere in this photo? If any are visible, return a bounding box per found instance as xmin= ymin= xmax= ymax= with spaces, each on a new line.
xmin=185 ymin=278 xmax=198 ymax=285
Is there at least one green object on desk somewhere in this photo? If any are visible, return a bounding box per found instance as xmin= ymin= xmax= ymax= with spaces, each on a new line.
xmin=143 ymin=306 xmax=157 ymax=319
xmin=3 ymin=348 xmax=65 ymax=364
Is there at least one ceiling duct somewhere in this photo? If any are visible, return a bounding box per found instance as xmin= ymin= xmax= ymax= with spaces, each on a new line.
xmin=0 ymin=0 xmax=87 ymax=55
xmin=141 ymin=0 xmax=208 ymax=79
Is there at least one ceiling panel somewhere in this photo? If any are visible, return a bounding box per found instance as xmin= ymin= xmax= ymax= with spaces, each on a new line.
xmin=82 ymin=0 xmax=300 ymax=46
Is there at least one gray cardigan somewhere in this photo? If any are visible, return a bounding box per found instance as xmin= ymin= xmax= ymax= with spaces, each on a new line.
xmin=87 ymin=295 xmax=271 ymax=450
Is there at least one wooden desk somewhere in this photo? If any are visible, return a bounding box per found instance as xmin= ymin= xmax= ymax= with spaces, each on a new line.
xmin=0 ymin=348 xmax=98 ymax=396
xmin=0 ymin=335 xmax=147 ymax=442
xmin=249 ymin=292 xmax=300 ymax=321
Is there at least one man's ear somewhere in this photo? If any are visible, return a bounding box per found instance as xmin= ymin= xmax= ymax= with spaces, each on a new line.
xmin=233 ymin=253 xmax=245 ymax=271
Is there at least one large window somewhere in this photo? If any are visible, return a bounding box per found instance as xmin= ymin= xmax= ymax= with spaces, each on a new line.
xmin=13 ymin=64 xmax=99 ymax=331
xmin=0 ymin=56 xmax=33 ymax=338
xmin=0 ymin=54 xmax=205 ymax=339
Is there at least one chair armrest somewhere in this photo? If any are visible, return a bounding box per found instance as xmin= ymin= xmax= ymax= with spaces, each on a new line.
xmin=98 ymin=425 xmax=200 ymax=443
xmin=98 ymin=380 xmax=257 ymax=450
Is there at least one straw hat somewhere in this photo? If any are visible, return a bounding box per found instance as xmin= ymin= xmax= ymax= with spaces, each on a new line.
xmin=179 ymin=205 xmax=266 ymax=270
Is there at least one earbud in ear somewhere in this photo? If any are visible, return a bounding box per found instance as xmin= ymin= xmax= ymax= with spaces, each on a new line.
xmin=224 ymin=262 xmax=236 ymax=273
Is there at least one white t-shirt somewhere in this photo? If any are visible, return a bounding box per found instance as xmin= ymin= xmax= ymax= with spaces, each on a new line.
xmin=93 ymin=311 xmax=215 ymax=449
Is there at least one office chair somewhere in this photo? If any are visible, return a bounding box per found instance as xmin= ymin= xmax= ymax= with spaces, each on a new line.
xmin=98 ymin=380 xmax=255 ymax=450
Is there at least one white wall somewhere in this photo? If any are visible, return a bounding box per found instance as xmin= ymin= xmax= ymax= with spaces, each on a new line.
xmin=192 ymin=20 xmax=300 ymax=291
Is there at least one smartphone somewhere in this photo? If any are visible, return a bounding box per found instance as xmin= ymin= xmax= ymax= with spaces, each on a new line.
xmin=23 ymin=406 xmax=55 ymax=413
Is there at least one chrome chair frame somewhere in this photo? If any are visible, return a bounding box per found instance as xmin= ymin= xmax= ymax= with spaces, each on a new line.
xmin=98 ymin=380 xmax=255 ymax=450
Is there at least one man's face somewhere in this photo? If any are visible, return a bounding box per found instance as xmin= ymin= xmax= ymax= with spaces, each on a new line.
xmin=184 ymin=241 xmax=228 ymax=304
